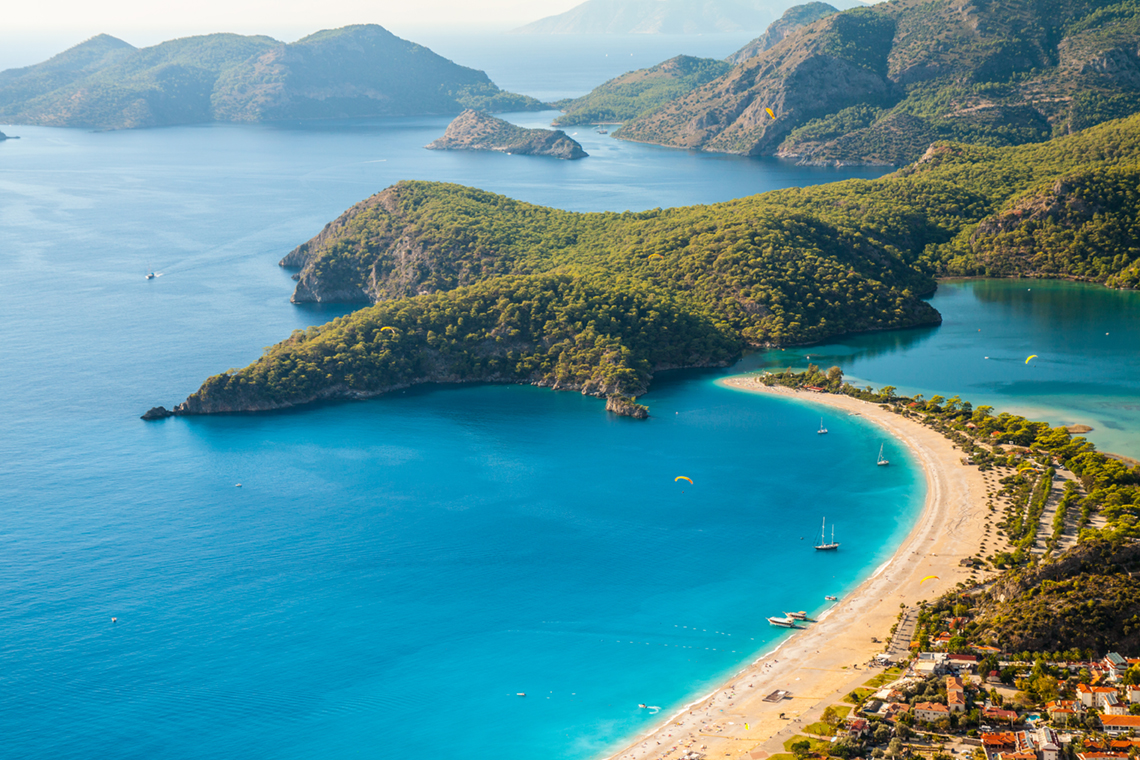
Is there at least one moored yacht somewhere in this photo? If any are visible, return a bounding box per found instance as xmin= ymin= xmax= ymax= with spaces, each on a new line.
xmin=814 ymin=517 xmax=839 ymax=551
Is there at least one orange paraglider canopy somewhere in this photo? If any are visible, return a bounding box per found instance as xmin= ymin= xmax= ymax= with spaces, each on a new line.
xmin=675 ymin=476 xmax=693 ymax=484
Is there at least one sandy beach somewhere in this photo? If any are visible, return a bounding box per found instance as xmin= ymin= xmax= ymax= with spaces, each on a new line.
xmin=603 ymin=376 xmax=992 ymax=760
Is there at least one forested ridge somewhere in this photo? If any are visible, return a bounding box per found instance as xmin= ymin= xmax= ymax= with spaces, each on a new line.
xmin=174 ymin=113 xmax=1140 ymax=418
xmin=613 ymin=0 xmax=1140 ymax=164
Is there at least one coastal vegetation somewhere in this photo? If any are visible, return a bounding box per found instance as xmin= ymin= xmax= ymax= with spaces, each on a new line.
xmin=552 ymin=55 xmax=730 ymax=126
xmin=173 ymin=112 xmax=1140 ymax=417
xmin=611 ymin=0 xmax=1140 ymax=164
xmin=760 ymin=365 xmax=1140 ymax=652
xmin=0 ymin=25 xmax=543 ymax=130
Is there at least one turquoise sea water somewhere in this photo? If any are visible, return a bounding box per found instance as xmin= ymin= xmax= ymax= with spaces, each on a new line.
xmin=1 ymin=32 xmax=1136 ymax=760
xmin=753 ymin=279 xmax=1140 ymax=458
xmin=0 ymin=97 xmax=912 ymax=759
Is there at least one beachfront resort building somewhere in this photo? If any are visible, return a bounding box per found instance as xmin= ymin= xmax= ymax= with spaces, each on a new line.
xmin=1100 ymin=715 xmax=1140 ymax=736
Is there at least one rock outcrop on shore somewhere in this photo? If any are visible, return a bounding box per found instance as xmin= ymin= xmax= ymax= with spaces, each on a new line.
xmin=140 ymin=406 xmax=173 ymax=420
xmin=426 ymin=110 xmax=587 ymax=160
xmin=605 ymin=395 xmax=649 ymax=419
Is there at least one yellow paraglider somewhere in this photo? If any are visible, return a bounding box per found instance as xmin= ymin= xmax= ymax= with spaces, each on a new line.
xmin=765 ymin=107 xmax=776 ymax=120
xmin=648 ymin=253 xmax=665 ymax=261
xmin=675 ymin=476 xmax=693 ymax=485
xmin=1025 ymin=354 xmax=1038 ymax=364
xmin=919 ymin=575 xmax=940 ymax=585
xmin=380 ymin=326 xmax=398 ymax=335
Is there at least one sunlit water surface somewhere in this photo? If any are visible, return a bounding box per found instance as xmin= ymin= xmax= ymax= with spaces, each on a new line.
xmin=1 ymin=32 xmax=1135 ymax=760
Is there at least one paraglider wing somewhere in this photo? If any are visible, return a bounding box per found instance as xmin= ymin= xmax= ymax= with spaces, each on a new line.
xmin=675 ymin=476 xmax=693 ymax=484
xmin=1025 ymin=355 xmax=1038 ymax=364
xmin=919 ymin=575 xmax=940 ymax=584
xmin=648 ymin=253 xmax=664 ymax=261
xmin=765 ymin=107 xmax=776 ymax=120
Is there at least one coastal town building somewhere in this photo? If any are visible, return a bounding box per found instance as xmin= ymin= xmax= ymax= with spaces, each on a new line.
xmin=915 ymin=702 xmax=951 ymax=722
xmin=1103 ymin=693 xmax=1128 ymax=715
xmin=1128 ymin=685 xmax=1140 ymax=704
xmin=949 ymin=653 xmax=979 ymax=673
xmin=984 ymin=705 xmax=1020 ymax=724
xmin=846 ymin=718 xmax=870 ymax=738
xmin=1045 ymin=699 xmax=1081 ymax=723
xmin=1105 ymin=653 xmax=1128 ymax=681
xmin=1078 ymin=684 xmax=1120 ymax=709
xmin=1099 ymin=715 xmax=1140 ymax=736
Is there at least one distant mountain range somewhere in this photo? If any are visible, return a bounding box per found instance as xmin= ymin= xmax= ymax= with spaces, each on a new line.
xmin=511 ymin=0 xmax=868 ymax=35
xmin=606 ymin=0 xmax=1140 ymax=164
xmin=0 ymin=25 xmax=543 ymax=130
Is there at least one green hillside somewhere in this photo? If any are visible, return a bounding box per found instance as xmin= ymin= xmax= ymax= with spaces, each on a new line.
xmin=615 ymin=0 xmax=1140 ymax=164
xmin=0 ymin=26 xmax=543 ymax=130
xmin=171 ymin=114 xmax=1140 ymax=417
xmin=551 ymin=55 xmax=730 ymax=125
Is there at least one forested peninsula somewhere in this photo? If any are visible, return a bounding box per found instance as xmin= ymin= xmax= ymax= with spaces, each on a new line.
xmin=605 ymin=0 xmax=1140 ymax=165
xmin=159 ymin=113 xmax=1140 ymax=419
xmin=0 ymin=25 xmax=543 ymax=130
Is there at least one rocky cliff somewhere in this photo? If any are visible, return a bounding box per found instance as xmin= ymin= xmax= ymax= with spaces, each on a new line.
xmin=726 ymin=2 xmax=838 ymax=65
xmin=426 ymin=109 xmax=587 ymax=159
xmin=616 ymin=0 xmax=1140 ymax=164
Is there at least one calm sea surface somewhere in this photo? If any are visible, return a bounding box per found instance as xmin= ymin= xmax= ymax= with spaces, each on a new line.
xmin=0 ymin=33 xmax=1135 ymax=760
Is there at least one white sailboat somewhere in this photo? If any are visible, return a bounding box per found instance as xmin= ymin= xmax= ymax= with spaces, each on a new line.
xmin=817 ymin=417 xmax=828 ymax=435
xmin=877 ymin=444 xmax=890 ymax=466
xmin=814 ymin=517 xmax=839 ymax=551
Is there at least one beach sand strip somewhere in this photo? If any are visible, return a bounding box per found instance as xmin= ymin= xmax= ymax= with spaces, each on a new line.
xmin=603 ymin=377 xmax=991 ymax=760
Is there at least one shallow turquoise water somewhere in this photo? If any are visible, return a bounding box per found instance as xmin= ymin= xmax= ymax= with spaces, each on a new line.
xmin=1 ymin=34 xmax=1136 ymax=758
xmin=0 ymin=112 xmax=912 ymax=759
xmin=753 ymin=279 xmax=1140 ymax=458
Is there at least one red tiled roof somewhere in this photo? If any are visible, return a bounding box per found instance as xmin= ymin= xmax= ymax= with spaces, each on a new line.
xmin=1102 ymin=716 xmax=1140 ymax=727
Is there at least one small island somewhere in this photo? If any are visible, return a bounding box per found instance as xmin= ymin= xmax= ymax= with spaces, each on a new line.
xmin=426 ymin=110 xmax=587 ymax=160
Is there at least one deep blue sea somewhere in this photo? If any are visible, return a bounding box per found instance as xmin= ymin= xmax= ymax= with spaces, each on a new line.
xmin=1 ymin=32 xmax=1136 ymax=760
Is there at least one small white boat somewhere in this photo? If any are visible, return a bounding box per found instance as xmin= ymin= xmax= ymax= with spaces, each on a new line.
xmin=785 ymin=611 xmax=808 ymax=620
xmin=877 ymin=443 xmax=890 ymax=466
xmin=517 ymin=692 xmax=526 ymax=697
xmin=817 ymin=417 xmax=828 ymax=435
xmin=825 ymin=595 xmax=838 ymax=601
xmin=767 ymin=616 xmax=797 ymax=628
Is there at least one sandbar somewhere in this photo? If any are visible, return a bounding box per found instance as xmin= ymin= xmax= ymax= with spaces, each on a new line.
xmin=602 ymin=376 xmax=991 ymax=760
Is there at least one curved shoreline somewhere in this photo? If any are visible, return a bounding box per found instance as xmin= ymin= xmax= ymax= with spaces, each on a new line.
xmin=601 ymin=375 xmax=990 ymax=760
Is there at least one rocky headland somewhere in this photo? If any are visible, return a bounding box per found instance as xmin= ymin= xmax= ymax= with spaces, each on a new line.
xmin=426 ymin=110 xmax=586 ymax=159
